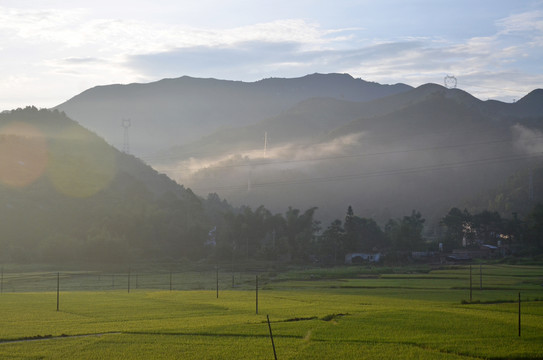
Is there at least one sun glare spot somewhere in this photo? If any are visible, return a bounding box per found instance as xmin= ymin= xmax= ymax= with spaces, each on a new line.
xmin=0 ymin=121 xmax=48 ymax=188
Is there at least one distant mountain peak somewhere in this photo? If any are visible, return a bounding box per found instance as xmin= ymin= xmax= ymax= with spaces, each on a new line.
xmin=416 ymin=83 xmax=446 ymax=91
xmin=302 ymin=72 xmax=356 ymax=81
xmin=510 ymin=88 xmax=543 ymax=118
xmin=516 ymin=88 xmax=543 ymax=105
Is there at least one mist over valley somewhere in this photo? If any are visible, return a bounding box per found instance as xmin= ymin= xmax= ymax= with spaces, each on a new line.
xmin=56 ymin=74 xmax=543 ymax=226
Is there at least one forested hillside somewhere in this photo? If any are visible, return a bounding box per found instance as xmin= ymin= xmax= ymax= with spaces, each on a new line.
xmin=0 ymin=108 xmax=210 ymax=263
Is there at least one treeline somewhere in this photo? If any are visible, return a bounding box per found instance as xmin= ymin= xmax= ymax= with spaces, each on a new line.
xmin=440 ymin=205 xmax=543 ymax=255
xmin=207 ymin=202 xmax=543 ymax=264
xmin=0 ymin=174 xmax=210 ymax=264
xmin=208 ymin=204 xmax=425 ymax=264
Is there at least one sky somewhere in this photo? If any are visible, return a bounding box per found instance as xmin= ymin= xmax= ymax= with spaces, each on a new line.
xmin=1 ymin=0 xmax=542 ymax=111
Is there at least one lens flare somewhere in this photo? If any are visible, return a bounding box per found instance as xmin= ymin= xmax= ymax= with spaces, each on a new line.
xmin=0 ymin=122 xmax=48 ymax=188
xmin=47 ymin=124 xmax=116 ymax=198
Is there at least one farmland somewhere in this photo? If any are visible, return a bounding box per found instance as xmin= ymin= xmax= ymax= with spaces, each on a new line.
xmin=0 ymin=264 xmax=542 ymax=359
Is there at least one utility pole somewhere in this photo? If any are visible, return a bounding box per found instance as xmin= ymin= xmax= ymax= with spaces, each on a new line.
xmin=469 ymin=265 xmax=473 ymax=302
xmin=56 ymin=272 xmax=60 ymax=312
xmin=256 ymin=275 xmax=259 ymax=315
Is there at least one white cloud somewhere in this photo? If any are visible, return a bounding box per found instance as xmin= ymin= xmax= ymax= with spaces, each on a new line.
xmin=157 ymin=132 xmax=365 ymax=181
xmin=497 ymin=10 xmax=543 ymax=35
xmin=0 ymin=7 xmax=87 ymax=46
xmin=512 ymin=124 xmax=543 ymax=155
xmin=0 ymin=6 xmax=334 ymax=54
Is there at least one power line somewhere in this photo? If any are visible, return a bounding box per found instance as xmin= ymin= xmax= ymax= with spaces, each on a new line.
xmin=139 ymin=123 xmax=489 ymax=164
xmin=189 ymin=152 xmax=543 ymax=192
xmin=158 ymin=134 xmax=543 ymax=176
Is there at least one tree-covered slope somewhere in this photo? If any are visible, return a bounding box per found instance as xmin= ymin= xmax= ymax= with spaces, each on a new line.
xmin=0 ymin=107 xmax=210 ymax=264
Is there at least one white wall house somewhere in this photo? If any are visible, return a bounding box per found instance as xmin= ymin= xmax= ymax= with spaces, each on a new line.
xmin=345 ymin=253 xmax=381 ymax=264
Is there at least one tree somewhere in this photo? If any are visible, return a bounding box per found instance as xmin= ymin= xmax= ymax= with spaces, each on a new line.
xmin=440 ymin=207 xmax=472 ymax=250
xmin=260 ymin=212 xmax=287 ymax=260
xmin=343 ymin=206 xmax=385 ymax=253
xmin=320 ymin=219 xmax=345 ymax=264
xmin=284 ymin=206 xmax=320 ymax=261
xmin=216 ymin=205 xmax=320 ymax=262
xmin=472 ymin=210 xmax=503 ymax=245
xmin=386 ymin=210 xmax=426 ymax=251
xmin=524 ymin=203 xmax=543 ymax=251
xmin=357 ymin=217 xmax=385 ymax=252
xmin=343 ymin=206 xmax=358 ymax=252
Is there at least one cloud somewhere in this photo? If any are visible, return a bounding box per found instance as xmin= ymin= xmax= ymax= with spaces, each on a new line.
xmin=63 ymin=57 xmax=105 ymax=64
xmin=339 ymin=10 xmax=543 ymax=100
xmin=128 ymin=41 xmax=304 ymax=77
xmin=1 ymin=3 xmax=542 ymax=109
xmin=0 ymin=9 xmax=333 ymax=54
xmin=497 ymin=10 xmax=543 ymax=35
xmin=158 ymin=132 xmax=366 ymax=183
xmin=512 ymin=124 xmax=543 ymax=155
xmin=0 ymin=7 xmax=91 ymax=47
xmin=127 ymin=39 xmax=426 ymax=81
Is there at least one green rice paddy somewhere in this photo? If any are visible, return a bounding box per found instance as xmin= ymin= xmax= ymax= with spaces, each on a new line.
xmin=0 ymin=264 xmax=542 ymax=359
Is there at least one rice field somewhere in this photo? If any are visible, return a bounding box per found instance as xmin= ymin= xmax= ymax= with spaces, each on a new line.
xmin=0 ymin=264 xmax=542 ymax=359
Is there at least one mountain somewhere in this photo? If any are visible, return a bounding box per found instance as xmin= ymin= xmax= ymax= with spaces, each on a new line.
xmin=149 ymin=84 xmax=543 ymax=226
xmin=52 ymin=72 xmax=543 ymax=228
xmin=154 ymin=83 xmax=536 ymax=166
xmin=149 ymin=84 xmax=458 ymax=165
xmin=54 ymin=73 xmax=411 ymax=156
xmin=0 ymin=107 xmax=212 ymax=264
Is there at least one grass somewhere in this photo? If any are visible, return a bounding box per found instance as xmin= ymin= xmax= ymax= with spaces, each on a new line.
xmin=0 ymin=264 xmax=542 ymax=359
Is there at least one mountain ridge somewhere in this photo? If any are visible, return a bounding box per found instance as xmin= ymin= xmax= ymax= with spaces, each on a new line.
xmin=54 ymin=73 xmax=412 ymax=155
xmin=52 ymin=73 xmax=543 ymax=226
xmin=152 ymin=83 xmax=542 ymax=166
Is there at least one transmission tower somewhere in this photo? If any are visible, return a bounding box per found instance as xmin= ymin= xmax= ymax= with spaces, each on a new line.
xmin=121 ymin=118 xmax=131 ymax=154
xmin=444 ymin=75 xmax=457 ymax=89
